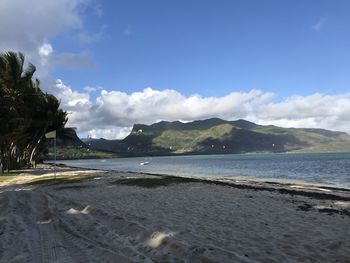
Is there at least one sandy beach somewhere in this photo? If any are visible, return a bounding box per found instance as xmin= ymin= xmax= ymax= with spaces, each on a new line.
xmin=0 ymin=165 xmax=349 ymax=263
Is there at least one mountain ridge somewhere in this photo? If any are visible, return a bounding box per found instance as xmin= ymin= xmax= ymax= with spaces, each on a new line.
xmin=83 ymin=118 xmax=350 ymax=155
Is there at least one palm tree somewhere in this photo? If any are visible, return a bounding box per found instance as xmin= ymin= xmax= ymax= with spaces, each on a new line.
xmin=0 ymin=51 xmax=67 ymax=171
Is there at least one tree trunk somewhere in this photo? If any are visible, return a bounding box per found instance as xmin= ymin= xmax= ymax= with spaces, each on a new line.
xmin=29 ymin=128 xmax=47 ymax=168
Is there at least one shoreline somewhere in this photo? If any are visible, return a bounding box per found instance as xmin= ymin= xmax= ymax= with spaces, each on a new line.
xmin=4 ymin=163 xmax=350 ymax=213
xmin=3 ymin=163 xmax=350 ymax=202
xmin=1 ymin=165 xmax=349 ymax=262
xmin=51 ymin=151 xmax=350 ymax=191
xmin=54 ymin=163 xmax=350 ymax=200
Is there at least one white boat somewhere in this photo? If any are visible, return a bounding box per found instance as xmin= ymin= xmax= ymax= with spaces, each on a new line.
xmin=140 ymin=162 xmax=149 ymax=165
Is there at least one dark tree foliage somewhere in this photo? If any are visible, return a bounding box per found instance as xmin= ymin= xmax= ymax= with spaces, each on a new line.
xmin=0 ymin=52 xmax=67 ymax=172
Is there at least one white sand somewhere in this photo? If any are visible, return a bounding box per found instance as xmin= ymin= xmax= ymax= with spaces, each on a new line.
xmin=0 ymin=166 xmax=349 ymax=262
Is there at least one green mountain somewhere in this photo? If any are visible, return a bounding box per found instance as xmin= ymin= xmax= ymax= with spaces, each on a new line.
xmin=84 ymin=118 xmax=350 ymax=155
xmin=46 ymin=130 xmax=117 ymax=160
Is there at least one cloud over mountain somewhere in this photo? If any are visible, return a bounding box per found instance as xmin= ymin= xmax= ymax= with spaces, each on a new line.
xmin=48 ymin=80 xmax=350 ymax=139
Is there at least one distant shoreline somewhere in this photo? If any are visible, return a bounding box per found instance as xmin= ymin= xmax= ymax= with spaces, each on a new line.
xmin=47 ymin=149 xmax=350 ymax=161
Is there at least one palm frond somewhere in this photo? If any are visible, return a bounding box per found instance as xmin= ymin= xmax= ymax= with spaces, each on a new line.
xmin=23 ymin=63 xmax=36 ymax=79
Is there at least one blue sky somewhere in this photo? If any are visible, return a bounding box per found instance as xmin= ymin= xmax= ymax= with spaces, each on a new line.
xmin=1 ymin=0 xmax=350 ymax=138
xmin=55 ymin=0 xmax=350 ymax=98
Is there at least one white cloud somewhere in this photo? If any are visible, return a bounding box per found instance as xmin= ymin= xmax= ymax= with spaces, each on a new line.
xmin=83 ymin=86 xmax=103 ymax=93
xmin=0 ymin=0 xmax=85 ymax=49
xmin=49 ymin=80 xmax=350 ymax=139
xmin=255 ymin=93 xmax=350 ymax=132
xmin=48 ymin=80 xmax=94 ymax=132
xmin=38 ymin=43 xmax=53 ymax=57
xmin=88 ymin=127 xmax=132 ymax=140
xmin=0 ymin=0 xmax=84 ymax=46
xmin=312 ymin=18 xmax=327 ymax=32
xmin=256 ymin=93 xmax=341 ymax=119
xmin=92 ymin=88 xmax=265 ymax=127
xmin=50 ymin=79 xmax=90 ymax=107
xmin=0 ymin=0 xmax=96 ymax=79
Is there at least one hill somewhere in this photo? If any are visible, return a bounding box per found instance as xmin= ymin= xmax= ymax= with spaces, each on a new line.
xmin=46 ymin=130 xmax=118 ymax=160
xmin=83 ymin=118 xmax=350 ymax=155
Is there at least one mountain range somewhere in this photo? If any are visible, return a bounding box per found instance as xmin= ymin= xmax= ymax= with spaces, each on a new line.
xmin=81 ymin=118 xmax=350 ymax=155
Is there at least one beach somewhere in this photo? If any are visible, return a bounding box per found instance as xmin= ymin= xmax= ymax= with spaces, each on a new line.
xmin=0 ymin=165 xmax=349 ymax=263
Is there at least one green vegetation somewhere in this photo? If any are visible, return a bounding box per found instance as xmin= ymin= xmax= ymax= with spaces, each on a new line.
xmin=87 ymin=118 xmax=350 ymax=155
xmin=46 ymin=147 xmax=118 ymax=160
xmin=153 ymin=124 xmax=233 ymax=152
xmin=0 ymin=175 xmax=19 ymax=182
xmin=0 ymin=170 xmax=22 ymax=183
xmin=27 ymin=174 xmax=100 ymax=186
xmin=253 ymin=125 xmax=350 ymax=152
xmin=0 ymin=52 xmax=67 ymax=172
xmin=153 ymin=130 xmax=202 ymax=151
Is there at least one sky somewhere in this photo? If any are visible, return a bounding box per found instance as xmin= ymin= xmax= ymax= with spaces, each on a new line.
xmin=1 ymin=0 xmax=350 ymax=139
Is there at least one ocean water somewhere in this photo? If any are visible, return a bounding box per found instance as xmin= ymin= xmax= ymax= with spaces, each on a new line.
xmin=58 ymin=152 xmax=350 ymax=189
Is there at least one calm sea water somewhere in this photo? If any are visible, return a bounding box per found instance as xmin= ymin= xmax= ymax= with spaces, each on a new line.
xmin=58 ymin=152 xmax=350 ymax=189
